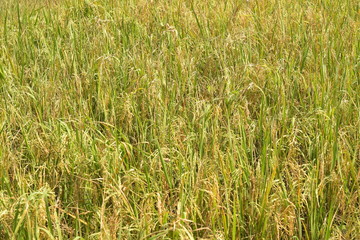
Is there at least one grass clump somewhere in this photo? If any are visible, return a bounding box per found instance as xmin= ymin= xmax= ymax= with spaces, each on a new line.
xmin=0 ymin=0 xmax=359 ymax=239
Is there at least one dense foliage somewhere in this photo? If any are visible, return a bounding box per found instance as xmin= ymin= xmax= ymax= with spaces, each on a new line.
xmin=0 ymin=0 xmax=359 ymax=239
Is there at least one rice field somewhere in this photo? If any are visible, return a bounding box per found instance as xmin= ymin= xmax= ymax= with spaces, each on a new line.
xmin=0 ymin=0 xmax=359 ymax=239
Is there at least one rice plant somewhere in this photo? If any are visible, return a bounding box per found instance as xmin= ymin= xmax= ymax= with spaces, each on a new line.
xmin=0 ymin=0 xmax=359 ymax=239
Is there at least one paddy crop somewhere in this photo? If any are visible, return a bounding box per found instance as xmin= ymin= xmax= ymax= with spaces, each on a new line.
xmin=0 ymin=0 xmax=359 ymax=239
